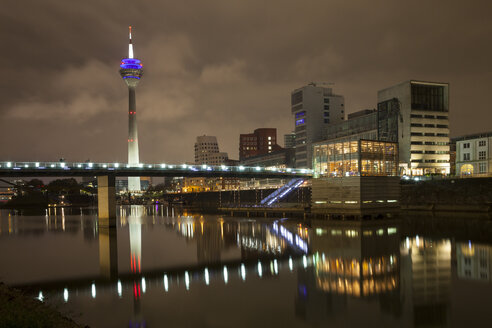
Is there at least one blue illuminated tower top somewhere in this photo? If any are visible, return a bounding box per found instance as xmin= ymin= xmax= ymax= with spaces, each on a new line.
xmin=120 ymin=26 xmax=143 ymax=87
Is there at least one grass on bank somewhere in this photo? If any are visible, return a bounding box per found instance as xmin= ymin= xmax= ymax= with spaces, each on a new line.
xmin=0 ymin=283 xmax=86 ymax=328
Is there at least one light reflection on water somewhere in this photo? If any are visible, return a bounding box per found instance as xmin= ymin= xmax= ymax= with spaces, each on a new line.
xmin=2 ymin=206 xmax=492 ymax=327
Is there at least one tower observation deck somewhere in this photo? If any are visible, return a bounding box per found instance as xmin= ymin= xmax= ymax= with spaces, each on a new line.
xmin=120 ymin=26 xmax=143 ymax=192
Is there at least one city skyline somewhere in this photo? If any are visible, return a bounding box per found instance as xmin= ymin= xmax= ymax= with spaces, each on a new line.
xmin=1 ymin=1 xmax=491 ymax=164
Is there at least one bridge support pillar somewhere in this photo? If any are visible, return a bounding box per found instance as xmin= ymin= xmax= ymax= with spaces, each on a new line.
xmin=99 ymin=224 xmax=118 ymax=279
xmin=98 ymin=175 xmax=116 ymax=227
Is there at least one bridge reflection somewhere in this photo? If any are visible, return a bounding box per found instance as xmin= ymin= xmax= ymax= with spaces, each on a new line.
xmin=4 ymin=208 xmax=492 ymax=326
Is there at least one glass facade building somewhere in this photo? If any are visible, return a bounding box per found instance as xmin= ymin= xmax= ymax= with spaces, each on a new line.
xmin=313 ymin=139 xmax=398 ymax=178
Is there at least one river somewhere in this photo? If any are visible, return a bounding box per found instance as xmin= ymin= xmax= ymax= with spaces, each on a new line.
xmin=1 ymin=206 xmax=492 ymax=327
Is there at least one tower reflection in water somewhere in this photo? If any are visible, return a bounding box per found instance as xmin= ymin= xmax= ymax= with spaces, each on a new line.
xmin=23 ymin=206 xmax=492 ymax=327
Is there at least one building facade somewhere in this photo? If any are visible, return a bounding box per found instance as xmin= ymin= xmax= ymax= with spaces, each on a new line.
xmin=284 ymin=132 xmax=296 ymax=149
xmin=194 ymin=135 xmax=228 ymax=166
xmin=239 ymin=148 xmax=295 ymax=168
xmin=291 ymin=84 xmax=345 ymax=168
xmin=239 ymin=128 xmax=281 ymax=160
xmin=378 ymin=80 xmax=450 ymax=175
xmin=324 ymin=109 xmax=378 ymax=143
xmin=312 ymin=139 xmax=399 ymax=178
xmin=454 ymin=131 xmax=492 ymax=176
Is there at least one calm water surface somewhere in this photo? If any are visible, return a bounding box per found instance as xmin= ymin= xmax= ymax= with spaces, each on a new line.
xmin=1 ymin=206 xmax=492 ymax=327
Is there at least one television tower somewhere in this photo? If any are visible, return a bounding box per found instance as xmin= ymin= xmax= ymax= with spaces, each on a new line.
xmin=120 ymin=26 xmax=143 ymax=192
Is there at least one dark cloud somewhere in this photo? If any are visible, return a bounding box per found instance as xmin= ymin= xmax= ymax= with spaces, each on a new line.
xmin=1 ymin=0 xmax=491 ymax=163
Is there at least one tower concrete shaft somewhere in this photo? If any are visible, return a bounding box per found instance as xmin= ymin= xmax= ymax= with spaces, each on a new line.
xmin=128 ymin=87 xmax=139 ymax=157
xmin=120 ymin=26 xmax=143 ymax=192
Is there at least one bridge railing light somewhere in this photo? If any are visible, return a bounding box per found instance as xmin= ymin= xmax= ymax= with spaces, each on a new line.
xmin=255 ymin=166 xmax=261 ymax=171
xmin=182 ymin=164 xmax=187 ymax=169
xmin=239 ymin=166 xmax=245 ymax=171
xmin=35 ymin=162 xmax=40 ymax=168
xmin=7 ymin=162 xmax=11 ymax=168
xmin=138 ymin=164 xmax=143 ymax=168
xmin=161 ymin=164 xmax=166 ymax=169
xmin=114 ymin=163 xmax=119 ymax=168
xmin=88 ymin=163 xmax=93 ymax=168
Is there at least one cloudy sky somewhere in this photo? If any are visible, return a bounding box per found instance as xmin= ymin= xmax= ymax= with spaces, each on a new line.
xmin=1 ymin=0 xmax=491 ymax=164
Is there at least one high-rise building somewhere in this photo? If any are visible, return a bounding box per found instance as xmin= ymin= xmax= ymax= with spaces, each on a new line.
xmin=284 ymin=132 xmax=296 ymax=149
xmin=119 ymin=26 xmax=143 ymax=191
xmin=378 ymin=80 xmax=450 ymax=175
xmin=239 ymin=128 xmax=281 ymax=160
xmin=291 ymin=83 xmax=345 ymax=168
xmin=194 ymin=135 xmax=228 ymax=165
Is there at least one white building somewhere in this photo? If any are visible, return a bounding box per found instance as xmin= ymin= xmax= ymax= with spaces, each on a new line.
xmin=454 ymin=131 xmax=491 ymax=176
xmin=194 ymin=135 xmax=228 ymax=166
xmin=291 ymin=83 xmax=345 ymax=168
xmin=378 ymin=80 xmax=450 ymax=175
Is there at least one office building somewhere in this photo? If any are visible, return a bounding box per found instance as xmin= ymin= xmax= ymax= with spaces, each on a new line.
xmin=116 ymin=178 xmax=150 ymax=193
xmin=291 ymin=83 xmax=345 ymax=168
xmin=284 ymin=132 xmax=296 ymax=149
xmin=378 ymin=80 xmax=450 ymax=175
xmin=453 ymin=131 xmax=492 ymax=176
xmin=194 ymin=135 xmax=228 ymax=166
xmin=324 ymin=109 xmax=378 ymax=142
xmin=119 ymin=26 xmax=143 ymax=191
xmin=239 ymin=148 xmax=295 ymax=168
xmin=239 ymin=128 xmax=281 ymax=160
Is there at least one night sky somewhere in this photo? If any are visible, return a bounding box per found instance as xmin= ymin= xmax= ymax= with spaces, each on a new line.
xmin=1 ymin=0 xmax=491 ymax=164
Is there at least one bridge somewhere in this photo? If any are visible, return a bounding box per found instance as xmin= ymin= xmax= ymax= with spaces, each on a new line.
xmin=0 ymin=161 xmax=312 ymax=179
xmin=0 ymin=161 xmax=312 ymax=225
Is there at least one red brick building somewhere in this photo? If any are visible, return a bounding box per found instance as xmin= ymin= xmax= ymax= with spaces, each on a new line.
xmin=239 ymin=128 xmax=282 ymax=160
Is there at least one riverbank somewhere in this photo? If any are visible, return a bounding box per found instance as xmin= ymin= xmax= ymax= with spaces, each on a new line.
xmin=0 ymin=283 xmax=86 ymax=328
xmin=401 ymin=177 xmax=492 ymax=212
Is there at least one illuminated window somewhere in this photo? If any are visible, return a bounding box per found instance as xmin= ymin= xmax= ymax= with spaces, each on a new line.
xmin=296 ymin=118 xmax=305 ymax=126
xmin=295 ymin=111 xmax=306 ymax=119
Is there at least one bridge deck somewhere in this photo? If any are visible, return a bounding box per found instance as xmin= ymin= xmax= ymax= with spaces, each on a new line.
xmin=0 ymin=161 xmax=312 ymax=179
